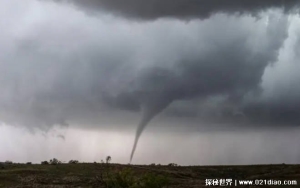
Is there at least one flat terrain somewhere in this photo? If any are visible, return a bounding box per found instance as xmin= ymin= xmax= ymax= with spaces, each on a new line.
xmin=0 ymin=163 xmax=299 ymax=187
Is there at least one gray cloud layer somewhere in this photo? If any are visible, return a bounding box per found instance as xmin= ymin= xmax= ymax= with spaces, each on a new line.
xmin=52 ymin=0 xmax=300 ymax=20
xmin=1 ymin=1 xmax=300 ymax=133
xmin=2 ymin=0 xmax=300 ymax=161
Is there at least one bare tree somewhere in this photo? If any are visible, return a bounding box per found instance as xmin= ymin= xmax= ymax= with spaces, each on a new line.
xmin=106 ymin=156 xmax=111 ymax=164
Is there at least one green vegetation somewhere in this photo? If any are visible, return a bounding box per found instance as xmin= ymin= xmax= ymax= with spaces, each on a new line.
xmin=49 ymin=158 xmax=62 ymax=165
xmin=168 ymin=163 xmax=178 ymax=167
xmin=99 ymin=168 xmax=169 ymax=188
xmin=4 ymin=161 xmax=12 ymax=165
xmin=41 ymin=161 xmax=49 ymax=165
xmin=106 ymin=156 xmax=111 ymax=164
xmin=69 ymin=160 xmax=79 ymax=164
xmin=0 ymin=159 xmax=299 ymax=188
xmin=97 ymin=156 xmax=169 ymax=188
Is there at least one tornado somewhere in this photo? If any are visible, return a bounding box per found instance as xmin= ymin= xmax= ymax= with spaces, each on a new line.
xmin=130 ymin=95 xmax=173 ymax=162
xmin=129 ymin=109 xmax=154 ymax=163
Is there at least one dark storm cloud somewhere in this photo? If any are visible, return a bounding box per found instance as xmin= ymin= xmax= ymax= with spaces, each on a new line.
xmin=3 ymin=0 xmax=300 ymax=161
xmin=1 ymin=1 xmax=300 ymax=136
xmin=52 ymin=0 xmax=300 ymax=20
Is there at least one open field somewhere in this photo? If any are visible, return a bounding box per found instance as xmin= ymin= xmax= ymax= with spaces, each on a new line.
xmin=0 ymin=163 xmax=299 ymax=188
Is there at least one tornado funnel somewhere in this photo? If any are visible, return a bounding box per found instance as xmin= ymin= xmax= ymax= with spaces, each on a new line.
xmin=130 ymin=96 xmax=173 ymax=163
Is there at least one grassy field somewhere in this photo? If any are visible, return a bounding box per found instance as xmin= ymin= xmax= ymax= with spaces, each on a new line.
xmin=0 ymin=162 xmax=299 ymax=187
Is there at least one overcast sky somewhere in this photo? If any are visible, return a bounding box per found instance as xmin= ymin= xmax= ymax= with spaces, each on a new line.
xmin=1 ymin=0 xmax=300 ymax=165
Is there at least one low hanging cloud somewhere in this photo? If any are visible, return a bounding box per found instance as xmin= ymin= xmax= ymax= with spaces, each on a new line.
xmin=1 ymin=0 xmax=300 ymax=160
xmin=50 ymin=0 xmax=300 ymax=20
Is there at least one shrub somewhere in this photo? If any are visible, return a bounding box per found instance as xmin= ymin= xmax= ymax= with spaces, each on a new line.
xmin=41 ymin=161 xmax=49 ymax=165
xmin=96 ymin=156 xmax=169 ymax=188
xmin=99 ymin=168 xmax=169 ymax=188
xmin=5 ymin=160 xmax=13 ymax=165
xmin=168 ymin=163 xmax=178 ymax=167
xmin=140 ymin=173 xmax=169 ymax=188
xmin=106 ymin=156 xmax=111 ymax=164
xmin=50 ymin=158 xmax=61 ymax=165
xmin=105 ymin=168 xmax=136 ymax=188
xmin=150 ymin=163 xmax=156 ymax=166
xmin=69 ymin=160 xmax=79 ymax=164
xmin=26 ymin=162 xmax=32 ymax=165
